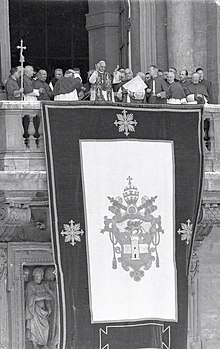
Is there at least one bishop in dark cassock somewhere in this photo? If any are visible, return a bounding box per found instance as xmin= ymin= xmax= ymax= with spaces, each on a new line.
xmin=53 ymin=70 xmax=83 ymax=101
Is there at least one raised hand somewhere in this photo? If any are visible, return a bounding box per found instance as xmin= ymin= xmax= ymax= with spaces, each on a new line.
xmin=95 ymin=63 xmax=99 ymax=72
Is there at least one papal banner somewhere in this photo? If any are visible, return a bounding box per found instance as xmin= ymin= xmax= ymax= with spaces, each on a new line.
xmin=42 ymin=102 xmax=203 ymax=349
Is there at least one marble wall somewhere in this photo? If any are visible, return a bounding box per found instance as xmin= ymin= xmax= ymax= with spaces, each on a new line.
xmin=199 ymin=225 xmax=220 ymax=348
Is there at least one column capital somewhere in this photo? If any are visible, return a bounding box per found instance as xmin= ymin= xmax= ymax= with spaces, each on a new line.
xmin=0 ymin=190 xmax=35 ymax=241
xmin=193 ymin=201 xmax=220 ymax=251
xmin=0 ymin=0 xmax=11 ymax=83
xmin=0 ymin=202 xmax=31 ymax=241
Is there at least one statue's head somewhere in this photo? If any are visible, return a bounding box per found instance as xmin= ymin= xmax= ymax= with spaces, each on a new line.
xmin=33 ymin=267 xmax=44 ymax=284
xmin=23 ymin=267 xmax=30 ymax=282
xmin=45 ymin=266 xmax=56 ymax=281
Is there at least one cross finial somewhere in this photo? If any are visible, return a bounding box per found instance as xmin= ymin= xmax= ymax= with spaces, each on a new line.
xmin=17 ymin=39 xmax=26 ymax=63
xmin=126 ymin=176 xmax=133 ymax=186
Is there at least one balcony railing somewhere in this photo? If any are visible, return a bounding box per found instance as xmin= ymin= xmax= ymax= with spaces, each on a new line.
xmin=0 ymin=101 xmax=219 ymax=191
xmin=0 ymin=101 xmax=44 ymax=171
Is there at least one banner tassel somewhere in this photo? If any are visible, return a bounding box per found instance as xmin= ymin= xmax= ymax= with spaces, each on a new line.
xmin=156 ymin=249 xmax=159 ymax=268
xmin=112 ymin=255 xmax=117 ymax=269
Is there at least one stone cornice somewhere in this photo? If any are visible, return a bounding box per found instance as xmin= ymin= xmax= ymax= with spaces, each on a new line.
xmin=0 ymin=101 xmax=41 ymax=110
xmin=0 ymin=171 xmax=47 ymax=191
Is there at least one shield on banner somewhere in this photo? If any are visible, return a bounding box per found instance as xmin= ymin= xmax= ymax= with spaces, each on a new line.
xmin=100 ymin=180 xmax=164 ymax=282
xmin=42 ymin=102 xmax=203 ymax=349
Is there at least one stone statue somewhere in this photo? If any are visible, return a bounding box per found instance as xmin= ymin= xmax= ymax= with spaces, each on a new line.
xmin=25 ymin=267 xmax=52 ymax=349
xmin=23 ymin=267 xmax=30 ymax=283
xmin=45 ymin=266 xmax=59 ymax=348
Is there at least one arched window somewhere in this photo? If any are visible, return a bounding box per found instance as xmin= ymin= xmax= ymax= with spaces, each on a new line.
xmin=9 ymin=0 xmax=89 ymax=82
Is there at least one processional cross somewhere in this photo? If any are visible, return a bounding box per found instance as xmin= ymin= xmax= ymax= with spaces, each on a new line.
xmin=17 ymin=39 xmax=26 ymax=100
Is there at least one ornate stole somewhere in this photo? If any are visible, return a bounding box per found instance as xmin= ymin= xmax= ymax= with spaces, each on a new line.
xmin=95 ymin=72 xmax=112 ymax=101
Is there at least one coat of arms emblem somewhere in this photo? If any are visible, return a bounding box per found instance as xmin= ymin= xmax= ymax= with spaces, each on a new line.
xmin=101 ymin=177 xmax=164 ymax=281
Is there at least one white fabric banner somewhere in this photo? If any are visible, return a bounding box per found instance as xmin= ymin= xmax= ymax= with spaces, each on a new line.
xmin=80 ymin=140 xmax=177 ymax=323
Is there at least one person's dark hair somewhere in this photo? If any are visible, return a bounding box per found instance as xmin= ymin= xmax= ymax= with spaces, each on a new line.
xmin=181 ymin=69 xmax=188 ymax=76
xmin=150 ymin=64 xmax=158 ymax=70
xmin=55 ymin=68 xmax=63 ymax=73
xmin=196 ymin=67 xmax=203 ymax=72
xmin=169 ymin=66 xmax=177 ymax=72
xmin=10 ymin=67 xmax=18 ymax=75
xmin=158 ymin=69 xmax=163 ymax=73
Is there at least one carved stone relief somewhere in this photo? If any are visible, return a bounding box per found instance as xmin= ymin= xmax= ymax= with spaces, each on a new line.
xmin=24 ymin=265 xmax=59 ymax=349
xmin=13 ymin=207 xmax=51 ymax=243
xmin=0 ymin=203 xmax=31 ymax=241
xmin=188 ymin=251 xmax=201 ymax=349
xmin=189 ymin=200 xmax=220 ymax=349
xmin=7 ymin=242 xmax=57 ymax=349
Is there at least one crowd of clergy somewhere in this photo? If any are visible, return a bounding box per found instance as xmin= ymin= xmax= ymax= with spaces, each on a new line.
xmin=4 ymin=61 xmax=213 ymax=105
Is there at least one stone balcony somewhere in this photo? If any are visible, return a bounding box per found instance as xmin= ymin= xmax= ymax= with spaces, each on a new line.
xmin=0 ymin=101 xmax=46 ymax=205
xmin=0 ymin=101 xmax=219 ymax=241
xmin=0 ymin=102 xmax=219 ymax=182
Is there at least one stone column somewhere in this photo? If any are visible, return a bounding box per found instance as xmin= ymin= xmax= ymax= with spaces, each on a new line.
xmin=86 ymin=0 xmax=120 ymax=73
xmin=206 ymin=1 xmax=218 ymax=104
xmin=155 ymin=0 xmax=168 ymax=71
xmin=216 ymin=3 xmax=220 ymax=103
xmin=139 ymin=0 xmax=157 ymax=73
xmin=166 ymin=0 xmax=194 ymax=73
xmin=193 ymin=0 xmax=207 ymax=72
xmin=0 ymin=0 xmax=11 ymax=84
xmin=130 ymin=0 xmax=141 ymax=74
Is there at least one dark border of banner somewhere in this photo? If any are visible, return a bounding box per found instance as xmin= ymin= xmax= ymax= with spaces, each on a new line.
xmin=187 ymin=109 xmax=204 ymax=273
xmin=98 ymin=322 xmax=171 ymax=349
xmin=79 ymin=138 xmax=177 ymax=324
xmin=42 ymin=107 xmax=67 ymax=349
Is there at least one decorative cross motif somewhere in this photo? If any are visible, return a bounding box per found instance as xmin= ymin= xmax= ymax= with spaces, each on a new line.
xmin=61 ymin=220 xmax=84 ymax=246
xmin=17 ymin=39 xmax=26 ymax=100
xmin=126 ymin=176 xmax=133 ymax=186
xmin=114 ymin=110 xmax=137 ymax=136
xmin=177 ymin=219 xmax=193 ymax=244
xmin=17 ymin=39 xmax=26 ymax=64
